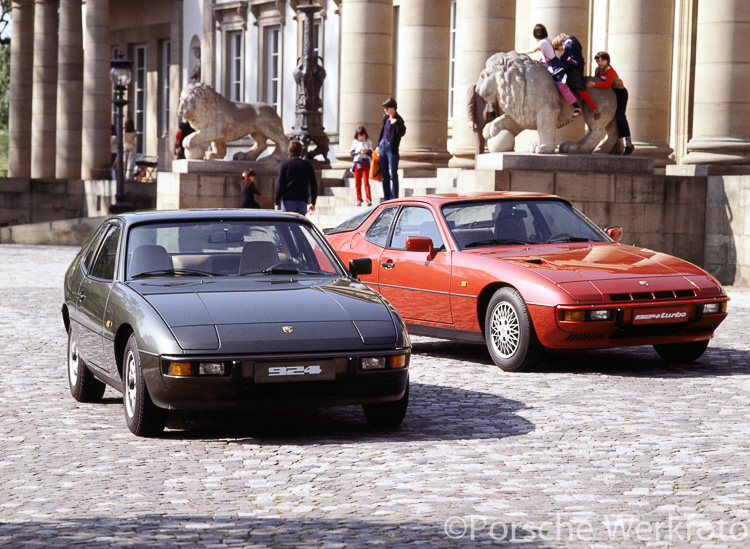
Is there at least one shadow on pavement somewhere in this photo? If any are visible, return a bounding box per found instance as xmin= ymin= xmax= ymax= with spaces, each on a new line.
xmin=160 ymin=382 xmax=534 ymax=442
xmin=411 ymin=338 xmax=750 ymax=378
xmin=0 ymin=515 xmax=554 ymax=548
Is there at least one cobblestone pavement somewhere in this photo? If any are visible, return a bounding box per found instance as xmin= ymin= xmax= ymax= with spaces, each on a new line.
xmin=1 ymin=243 xmax=750 ymax=548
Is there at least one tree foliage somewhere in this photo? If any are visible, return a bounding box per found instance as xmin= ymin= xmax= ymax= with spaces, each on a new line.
xmin=0 ymin=0 xmax=9 ymax=46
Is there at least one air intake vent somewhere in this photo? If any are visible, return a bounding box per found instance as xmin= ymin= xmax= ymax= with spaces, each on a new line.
xmin=566 ymin=332 xmax=608 ymax=341
xmin=608 ymin=289 xmax=696 ymax=302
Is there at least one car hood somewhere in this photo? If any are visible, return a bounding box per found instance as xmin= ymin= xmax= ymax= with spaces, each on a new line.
xmin=469 ymin=243 xmax=723 ymax=301
xmin=128 ymin=277 xmax=397 ymax=352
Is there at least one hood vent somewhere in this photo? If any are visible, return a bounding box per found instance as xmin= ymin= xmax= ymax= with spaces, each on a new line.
xmin=609 ymin=289 xmax=695 ymax=302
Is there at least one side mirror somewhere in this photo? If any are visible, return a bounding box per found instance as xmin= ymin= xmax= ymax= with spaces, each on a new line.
xmin=349 ymin=257 xmax=372 ymax=277
xmin=406 ymin=236 xmax=435 ymax=258
xmin=605 ymin=226 xmax=623 ymax=242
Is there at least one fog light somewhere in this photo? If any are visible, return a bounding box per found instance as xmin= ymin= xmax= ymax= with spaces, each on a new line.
xmin=168 ymin=361 xmax=192 ymax=376
xmin=361 ymin=357 xmax=386 ymax=370
xmin=390 ymin=354 xmax=407 ymax=369
xmin=703 ymin=303 xmax=720 ymax=314
xmin=199 ymin=362 xmax=225 ymax=375
xmin=588 ymin=309 xmax=611 ymax=321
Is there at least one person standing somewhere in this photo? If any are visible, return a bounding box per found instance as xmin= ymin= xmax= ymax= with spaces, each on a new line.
xmin=350 ymin=126 xmax=373 ymax=206
xmin=587 ymin=51 xmax=634 ymax=155
xmin=123 ymin=119 xmax=137 ymax=180
xmin=274 ymin=139 xmax=318 ymax=215
xmin=467 ymin=84 xmax=499 ymax=157
xmin=239 ymin=168 xmax=262 ymax=209
xmin=377 ymin=97 xmax=406 ymax=201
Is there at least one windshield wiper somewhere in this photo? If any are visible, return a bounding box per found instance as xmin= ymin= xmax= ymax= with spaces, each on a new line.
xmin=545 ymin=236 xmax=592 ymax=244
xmin=132 ymin=268 xmax=216 ymax=279
xmin=464 ymin=238 xmax=530 ymax=248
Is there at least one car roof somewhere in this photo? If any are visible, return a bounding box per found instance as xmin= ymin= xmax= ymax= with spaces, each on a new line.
xmin=382 ymin=191 xmax=566 ymax=205
xmin=107 ymin=209 xmax=310 ymax=227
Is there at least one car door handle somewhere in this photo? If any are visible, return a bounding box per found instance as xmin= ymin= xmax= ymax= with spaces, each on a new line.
xmin=76 ymin=292 xmax=86 ymax=301
xmin=380 ymin=261 xmax=395 ymax=269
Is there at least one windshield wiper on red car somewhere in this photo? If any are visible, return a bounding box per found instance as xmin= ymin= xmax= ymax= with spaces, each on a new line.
xmin=132 ymin=268 xmax=217 ymax=279
xmin=464 ymin=238 xmax=530 ymax=248
xmin=545 ymin=236 xmax=593 ymax=244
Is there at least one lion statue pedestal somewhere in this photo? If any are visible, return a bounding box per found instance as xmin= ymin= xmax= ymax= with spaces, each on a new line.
xmin=476 ymin=51 xmax=620 ymax=155
xmin=177 ymin=83 xmax=288 ymax=162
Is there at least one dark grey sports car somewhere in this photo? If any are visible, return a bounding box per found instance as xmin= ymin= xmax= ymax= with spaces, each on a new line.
xmin=62 ymin=210 xmax=410 ymax=436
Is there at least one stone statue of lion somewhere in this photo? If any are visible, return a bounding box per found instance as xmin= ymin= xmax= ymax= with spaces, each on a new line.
xmin=476 ymin=51 xmax=619 ymax=154
xmin=177 ymin=83 xmax=288 ymax=161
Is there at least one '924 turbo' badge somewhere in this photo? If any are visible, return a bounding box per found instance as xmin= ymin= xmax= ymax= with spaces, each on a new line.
xmin=633 ymin=307 xmax=689 ymax=324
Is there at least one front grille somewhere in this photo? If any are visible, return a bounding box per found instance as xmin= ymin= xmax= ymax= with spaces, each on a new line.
xmin=609 ymin=289 xmax=696 ymax=302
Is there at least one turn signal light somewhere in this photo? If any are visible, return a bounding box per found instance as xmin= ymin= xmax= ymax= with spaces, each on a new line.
xmin=561 ymin=310 xmax=586 ymax=322
xmin=560 ymin=309 xmax=613 ymax=322
xmin=390 ymin=354 xmax=407 ymax=369
xmin=168 ymin=361 xmax=192 ymax=376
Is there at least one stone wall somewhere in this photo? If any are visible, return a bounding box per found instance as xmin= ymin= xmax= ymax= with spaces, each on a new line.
xmin=471 ymin=169 xmax=709 ymax=274
xmin=705 ymin=176 xmax=750 ymax=286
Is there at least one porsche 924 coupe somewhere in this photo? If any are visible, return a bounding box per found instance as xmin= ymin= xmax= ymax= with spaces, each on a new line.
xmin=62 ymin=210 xmax=410 ymax=436
xmin=325 ymin=192 xmax=728 ymax=371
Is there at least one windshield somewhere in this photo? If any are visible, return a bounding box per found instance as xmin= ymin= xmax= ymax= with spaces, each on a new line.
xmin=126 ymin=219 xmax=343 ymax=280
xmin=442 ymin=199 xmax=608 ymax=250
xmin=324 ymin=206 xmax=377 ymax=234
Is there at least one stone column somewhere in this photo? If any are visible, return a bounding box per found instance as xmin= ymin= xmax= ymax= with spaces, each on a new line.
xmin=31 ymin=0 xmax=58 ymax=179
xmin=449 ymin=0 xmax=515 ymax=167
xmin=608 ymin=1 xmax=675 ymax=165
xmin=335 ymin=0 xmax=394 ymax=168
xmin=56 ymin=0 xmax=84 ymax=180
xmin=81 ymin=0 xmax=111 ymax=180
xmin=683 ymin=0 xmax=750 ymax=165
xmin=396 ymin=0 xmax=452 ymax=168
xmin=8 ymin=0 xmax=34 ymax=178
xmin=167 ymin=0 xmax=184 ymax=173
xmin=202 ymin=0 xmax=214 ymax=86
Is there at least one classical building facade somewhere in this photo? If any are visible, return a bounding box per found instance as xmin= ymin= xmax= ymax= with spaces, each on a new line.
xmin=7 ymin=0 xmax=750 ymax=179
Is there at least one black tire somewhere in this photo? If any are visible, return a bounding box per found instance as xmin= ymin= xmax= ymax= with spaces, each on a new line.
xmin=67 ymin=327 xmax=106 ymax=402
xmin=123 ymin=334 xmax=168 ymax=437
xmin=484 ymin=287 xmax=537 ymax=372
xmin=363 ymin=381 xmax=409 ymax=428
xmin=654 ymin=340 xmax=709 ymax=363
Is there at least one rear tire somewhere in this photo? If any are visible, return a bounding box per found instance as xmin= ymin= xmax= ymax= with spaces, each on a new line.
xmin=484 ymin=287 xmax=538 ymax=372
xmin=654 ymin=340 xmax=709 ymax=363
xmin=123 ymin=334 xmax=168 ymax=437
xmin=67 ymin=328 xmax=105 ymax=402
xmin=363 ymin=381 xmax=409 ymax=428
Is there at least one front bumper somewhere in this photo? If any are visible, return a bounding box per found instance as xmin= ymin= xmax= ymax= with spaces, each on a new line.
xmin=144 ymin=349 xmax=410 ymax=411
xmin=530 ymin=298 xmax=729 ymax=350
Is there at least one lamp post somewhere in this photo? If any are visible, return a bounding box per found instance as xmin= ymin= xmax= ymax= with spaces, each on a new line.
xmin=109 ymin=51 xmax=133 ymax=214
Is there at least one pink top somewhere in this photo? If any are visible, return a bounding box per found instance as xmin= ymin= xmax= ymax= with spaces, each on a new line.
xmin=538 ymin=38 xmax=556 ymax=64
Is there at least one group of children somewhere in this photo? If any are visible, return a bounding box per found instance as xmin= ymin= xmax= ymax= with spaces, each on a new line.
xmin=524 ymin=23 xmax=633 ymax=155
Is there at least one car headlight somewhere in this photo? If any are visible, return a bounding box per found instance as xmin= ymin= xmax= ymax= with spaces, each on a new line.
xmin=165 ymin=360 xmax=231 ymax=376
xmin=360 ymin=354 xmax=408 ymax=371
xmin=702 ymin=302 xmax=726 ymax=314
xmin=560 ymin=309 xmax=613 ymax=322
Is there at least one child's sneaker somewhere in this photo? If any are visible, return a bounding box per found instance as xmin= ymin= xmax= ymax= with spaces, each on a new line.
xmin=356 ymin=201 xmax=362 ymax=206
xmin=366 ymin=201 xmax=372 ymax=206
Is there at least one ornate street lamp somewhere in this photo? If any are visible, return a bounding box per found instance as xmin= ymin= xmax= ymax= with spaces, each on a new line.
xmin=109 ymin=51 xmax=133 ymax=214
xmin=290 ymin=3 xmax=329 ymax=163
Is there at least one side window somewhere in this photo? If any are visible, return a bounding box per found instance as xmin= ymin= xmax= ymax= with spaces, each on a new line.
xmin=390 ymin=206 xmax=445 ymax=251
xmin=89 ymin=225 xmax=121 ymax=281
xmin=82 ymin=225 xmax=109 ymax=274
xmin=365 ymin=207 xmax=398 ymax=248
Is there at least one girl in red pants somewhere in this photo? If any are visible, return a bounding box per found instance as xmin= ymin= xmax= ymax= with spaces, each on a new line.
xmin=349 ymin=126 xmax=373 ymax=206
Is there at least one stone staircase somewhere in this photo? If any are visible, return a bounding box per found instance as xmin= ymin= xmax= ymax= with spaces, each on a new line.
xmin=308 ymin=167 xmax=464 ymax=231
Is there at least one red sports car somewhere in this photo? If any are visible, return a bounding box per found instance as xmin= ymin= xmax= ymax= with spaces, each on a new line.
xmin=325 ymin=192 xmax=728 ymax=371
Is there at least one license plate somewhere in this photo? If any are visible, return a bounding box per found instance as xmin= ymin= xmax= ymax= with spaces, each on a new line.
xmin=633 ymin=306 xmax=690 ymax=324
xmin=255 ymin=361 xmax=336 ymax=383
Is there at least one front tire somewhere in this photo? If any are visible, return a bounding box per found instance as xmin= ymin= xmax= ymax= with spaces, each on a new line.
xmin=123 ymin=334 xmax=168 ymax=437
xmin=363 ymin=381 xmax=409 ymax=428
xmin=67 ymin=328 xmax=106 ymax=402
xmin=484 ymin=287 xmax=537 ymax=372
xmin=654 ymin=340 xmax=709 ymax=363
